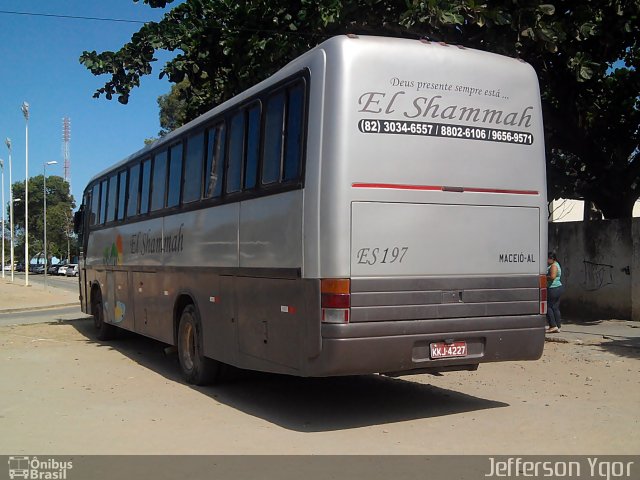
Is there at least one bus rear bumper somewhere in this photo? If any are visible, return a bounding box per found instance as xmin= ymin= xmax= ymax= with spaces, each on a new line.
xmin=306 ymin=315 xmax=545 ymax=377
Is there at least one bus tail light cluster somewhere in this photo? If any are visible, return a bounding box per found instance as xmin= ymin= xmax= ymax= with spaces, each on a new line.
xmin=321 ymin=278 xmax=350 ymax=324
xmin=539 ymin=275 xmax=547 ymax=315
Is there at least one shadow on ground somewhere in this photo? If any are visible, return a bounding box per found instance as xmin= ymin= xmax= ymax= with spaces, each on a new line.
xmin=561 ymin=319 xmax=640 ymax=360
xmin=60 ymin=318 xmax=508 ymax=432
xmin=598 ymin=337 xmax=640 ymax=360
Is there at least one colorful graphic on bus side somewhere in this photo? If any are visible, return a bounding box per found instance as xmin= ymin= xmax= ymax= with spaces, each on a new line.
xmin=103 ymin=234 xmax=123 ymax=266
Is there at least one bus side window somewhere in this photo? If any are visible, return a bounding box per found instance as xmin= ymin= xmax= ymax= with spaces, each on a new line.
xmin=151 ymin=151 xmax=167 ymax=212
xmin=90 ymin=183 xmax=100 ymax=226
xmin=106 ymin=174 xmax=118 ymax=223
xmin=127 ymin=163 xmax=141 ymax=218
xmin=183 ymin=132 xmax=205 ymax=203
xmin=117 ymin=170 xmax=127 ymax=221
xmin=80 ymin=193 xmax=90 ymax=235
xmin=140 ymin=159 xmax=151 ymax=215
xmin=283 ymin=82 xmax=305 ymax=182
xmin=99 ymin=179 xmax=108 ymax=225
xmin=167 ymin=143 xmax=183 ymax=208
xmin=73 ymin=206 xmax=84 ymax=236
xmin=262 ymin=91 xmax=285 ymax=185
xmin=226 ymin=112 xmax=244 ymax=194
xmin=205 ymin=123 xmax=226 ymax=199
xmin=244 ymin=103 xmax=261 ymax=190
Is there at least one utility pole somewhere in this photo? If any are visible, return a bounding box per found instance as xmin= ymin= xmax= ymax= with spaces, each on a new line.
xmin=21 ymin=102 xmax=29 ymax=286
xmin=6 ymin=138 xmax=14 ymax=282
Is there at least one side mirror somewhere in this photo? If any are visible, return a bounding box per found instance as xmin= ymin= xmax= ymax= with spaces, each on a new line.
xmin=73 ymin=210 xmax=84 ymax=235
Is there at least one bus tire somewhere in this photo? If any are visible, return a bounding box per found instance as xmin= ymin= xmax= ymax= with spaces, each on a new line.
xmin=91 ymin=288 xmax=117 ymax=341
xmin=177 ymin=304 xmax=222 ymax=385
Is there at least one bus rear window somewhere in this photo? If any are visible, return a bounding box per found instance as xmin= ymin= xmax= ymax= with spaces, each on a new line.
xmin=283 ymin=82 xmax=304 ymax=181
xmin=261 ymin=80 xmax=305 ymax=185
xmin=262 ymin=91 xmax=285 ymax=184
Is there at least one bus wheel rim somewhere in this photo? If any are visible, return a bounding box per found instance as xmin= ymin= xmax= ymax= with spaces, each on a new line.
xmin=181 ymin=320 xmax=195 ymax=371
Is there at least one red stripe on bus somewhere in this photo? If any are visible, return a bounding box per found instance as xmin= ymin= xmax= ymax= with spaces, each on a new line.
xmin=352 ymin=183 xmax=441 ymax=191
xmin=464 ymin=187 xmax=539 ymax=195
xmin=351 ymin=183 xmax=538 ymax=195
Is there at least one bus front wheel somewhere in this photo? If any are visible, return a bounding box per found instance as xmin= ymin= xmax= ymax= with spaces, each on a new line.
xmin=177 ymin=304 xmax=222 ymax=385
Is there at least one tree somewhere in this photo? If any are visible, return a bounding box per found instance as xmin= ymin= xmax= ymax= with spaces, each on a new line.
xmin=10 ymin=176 xmax=76 ymax=263
xmin=80 ymin=0 xmax=640 ymax=218
xmin=158 ymin=79 xmax=190 ymax=136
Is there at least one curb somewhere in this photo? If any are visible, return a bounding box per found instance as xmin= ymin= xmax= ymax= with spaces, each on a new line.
xmin=545 ymin=336 xmax=588 ymax=346
xmin=0 ymin=302 xmax=80 ymax=315
xmin=545 ymin=335 xmax=640 ymax=349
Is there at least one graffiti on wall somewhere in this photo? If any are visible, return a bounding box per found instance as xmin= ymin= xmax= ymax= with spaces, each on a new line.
xmin=582 ymin=260 xmax=614 ymax=291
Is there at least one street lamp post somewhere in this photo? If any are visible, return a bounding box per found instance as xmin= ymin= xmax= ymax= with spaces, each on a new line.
xmin=21 ymin=102 xmax=29 ymax=286
xmin=12 ymin=198 xmax=21 ymax=279
xmin=5 ymin=138 xmax=14 ymax=282
xmin=1 ymin=158 xmax=4 ymax=279
xmin=43 ymin=161 xmax=58 ymax=288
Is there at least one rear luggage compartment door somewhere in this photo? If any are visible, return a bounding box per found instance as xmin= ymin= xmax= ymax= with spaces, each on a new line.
xmin=351 ymin=202 xmax=540 ymax=277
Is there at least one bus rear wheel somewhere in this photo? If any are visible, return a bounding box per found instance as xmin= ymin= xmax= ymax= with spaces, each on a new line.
xmin=91 ymin=288 xmax=117 ymax=341
xmin=177 ymin=304 xmax=223 ymax=385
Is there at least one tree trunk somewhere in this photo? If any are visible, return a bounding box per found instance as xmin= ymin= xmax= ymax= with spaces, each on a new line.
xmin=583 ymin=198 xmax=603 ymax=221
xmin=592 ymin=192 xmax=637 ymax=219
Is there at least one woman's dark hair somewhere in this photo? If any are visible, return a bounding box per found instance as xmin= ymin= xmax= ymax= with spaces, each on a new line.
xmin=548 ymin=252 xmax=558 ymax=261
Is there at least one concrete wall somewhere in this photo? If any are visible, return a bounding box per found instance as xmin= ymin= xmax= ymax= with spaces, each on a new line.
xmin=633 ymin=221 xmax=640 ymax=322
xmin=548 ymin=219 xmax=638 ymax=320
xmin=549 ymin=198 xmax=640 ymax=222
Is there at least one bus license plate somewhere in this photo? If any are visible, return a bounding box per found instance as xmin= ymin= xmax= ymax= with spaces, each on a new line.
xmin=430 ymin=341 xmax=467 ymax=359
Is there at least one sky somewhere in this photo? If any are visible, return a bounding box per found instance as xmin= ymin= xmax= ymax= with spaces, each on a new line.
xmin=0 ymin=0 xmax=181 ymax=205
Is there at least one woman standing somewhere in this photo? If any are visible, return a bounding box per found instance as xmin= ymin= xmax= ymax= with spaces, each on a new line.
xmin=546 ymin=252 xmax=564 ymax=333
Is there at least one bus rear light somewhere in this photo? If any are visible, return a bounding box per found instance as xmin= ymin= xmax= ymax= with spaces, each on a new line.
xmin=321 ymin=278 xmax=350 ymax=294
xmin=321 ymin=293 xmax=350 ymax=309
xmin=321 ymin=278 xmax=350 ymax=323
xmin=539 ymin=275 xmax=547 ymax=315
xmin=322 ymin=308 xmax=350 ymax=324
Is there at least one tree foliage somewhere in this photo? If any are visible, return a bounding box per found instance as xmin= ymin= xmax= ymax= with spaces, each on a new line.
xmin=80 ymin=0 xmax=640 ymax=218
xmin=9 ymin=176 xmax=76 ymax=262
xmin=158 ymin=79 xmax=190 ymax=136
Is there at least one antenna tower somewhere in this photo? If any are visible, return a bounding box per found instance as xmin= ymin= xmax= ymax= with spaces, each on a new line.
xmin=62 ymin=117 xmax=71 ymax=190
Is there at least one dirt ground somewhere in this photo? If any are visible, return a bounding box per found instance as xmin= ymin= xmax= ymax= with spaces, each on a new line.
xmin=1 ymin=319 xmax=638 ymax=455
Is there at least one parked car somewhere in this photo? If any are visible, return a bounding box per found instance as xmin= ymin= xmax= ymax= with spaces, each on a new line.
xmin=65 ymin=264 xmax=79 ymax=277
xmin=32 ymin=264 xmax=45 ymax=274
xmin=48 ymin=264 xmax=60 ymax=275
xmin=15 ymin=263 xmax=25 ymax=272
xmin=57 ymin=264 xmax=68 ymax=276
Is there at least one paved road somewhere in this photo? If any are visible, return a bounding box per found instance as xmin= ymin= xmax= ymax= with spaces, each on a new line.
xmin=0 ymin=305 xmax=89 ymax=326
xmin=7 ymin=272 xmax=80 ymax=293
xmin=0 ymin=314 xmax=638 ymax=455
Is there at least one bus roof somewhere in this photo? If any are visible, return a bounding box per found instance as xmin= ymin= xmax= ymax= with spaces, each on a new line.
xmin=86 ymin=35 xmax=531 ymax=187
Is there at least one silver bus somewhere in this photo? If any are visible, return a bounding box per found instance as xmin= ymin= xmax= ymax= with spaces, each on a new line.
xmin=75 ymin=35 xmax=548 ymax=385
